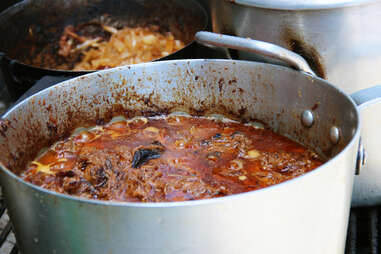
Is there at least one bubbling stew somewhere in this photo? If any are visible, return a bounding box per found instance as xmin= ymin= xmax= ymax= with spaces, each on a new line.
xmin=22 ymin=115 xmax=323 ymax=202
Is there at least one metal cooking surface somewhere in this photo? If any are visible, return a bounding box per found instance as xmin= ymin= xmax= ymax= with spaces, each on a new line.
xmin=345 ymin=207 xmax=381 ymax=254
xmin=0 ymin=189 xmax=18 ymax=254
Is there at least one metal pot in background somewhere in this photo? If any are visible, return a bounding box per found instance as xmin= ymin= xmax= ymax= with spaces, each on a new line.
xmin=209 ymin=0 xmax=381 ymax=207
xmin=0 ymin=0 xmax=210 ymax=100
xmin=1 ymin=34 xmax=381 ymax=253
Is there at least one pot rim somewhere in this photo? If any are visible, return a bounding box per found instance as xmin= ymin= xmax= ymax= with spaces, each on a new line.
xmin=231 ymin=0 xmax=380 ymax=10
xmin=0 ymin=0 xmax=208 ymax=73
xmin=0 ymin=59 xmax=362 ymax=208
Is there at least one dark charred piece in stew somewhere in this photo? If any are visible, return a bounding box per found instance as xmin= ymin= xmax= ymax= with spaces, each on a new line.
xmin=22 ymin=115 xmax=323 ymax=202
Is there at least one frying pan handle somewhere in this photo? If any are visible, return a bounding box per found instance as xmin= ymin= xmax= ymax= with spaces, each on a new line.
xmin=0 ymin=52 xmax=9 ymax=85
xmin=0 ymin=53 xmax=12 ymax=108
xmin=195 ymin=31 xmax=316 ymax=76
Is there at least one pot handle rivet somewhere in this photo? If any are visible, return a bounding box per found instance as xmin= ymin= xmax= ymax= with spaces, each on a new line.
xmin=330 ymin=126 xmax=340 ymax=144
xmin=301 ymin=110 xmax=314 ymax=127
xmin=355 ymin=138 xmax=366 ymax=175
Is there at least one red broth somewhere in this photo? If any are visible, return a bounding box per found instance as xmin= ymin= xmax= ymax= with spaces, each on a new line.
xmin=22 ymin=115 xmax=322 ymax=202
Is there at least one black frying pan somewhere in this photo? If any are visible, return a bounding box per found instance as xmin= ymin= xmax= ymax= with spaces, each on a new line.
xmin=0 ymin=0 xmax=209 ymax=100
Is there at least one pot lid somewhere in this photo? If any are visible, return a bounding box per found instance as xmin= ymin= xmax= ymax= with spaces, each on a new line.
xmin=232 ymin=0 xmax=379 ymax=10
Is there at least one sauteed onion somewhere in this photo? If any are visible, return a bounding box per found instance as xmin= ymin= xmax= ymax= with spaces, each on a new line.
xmin=58 ymin=24 xmax=185 ymax=70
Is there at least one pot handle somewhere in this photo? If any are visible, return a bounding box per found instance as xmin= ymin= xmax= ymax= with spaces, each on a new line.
xmin=350 ymin=85 xmax=381 ymax=174
xmin=195 ymin=31 xmax=316 ymax=76
xmin=351 ymin=85 xmax=381 ymax=110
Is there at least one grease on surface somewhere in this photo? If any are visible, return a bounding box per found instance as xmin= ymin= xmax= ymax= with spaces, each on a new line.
xmin=23 ymin=115 xmax=323 ymax=202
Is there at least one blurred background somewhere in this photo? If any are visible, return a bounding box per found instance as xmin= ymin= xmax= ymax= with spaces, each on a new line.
xmin=0 ymin=0 xmax=20 ymax=114
xmin=0 ymin=0 xmax=19 ymax=11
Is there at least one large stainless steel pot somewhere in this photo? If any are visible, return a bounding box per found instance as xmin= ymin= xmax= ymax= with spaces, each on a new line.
xmin=210 ymin=0 xmax=381 ymax=87
xmin=209 ymin=0 xmax=381 ymax=206
xmin=0 ymin=54 xmax=380 ymax=252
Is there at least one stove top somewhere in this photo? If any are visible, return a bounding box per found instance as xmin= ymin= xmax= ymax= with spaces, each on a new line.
xmin=0 ymin=192 xmax=18 ymax=254
xmin=346 ymin=206 xmax=381 ymax=254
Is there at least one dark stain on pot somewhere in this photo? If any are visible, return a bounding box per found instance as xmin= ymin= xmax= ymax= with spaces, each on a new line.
xmin=8 ymin=153 xmax=19 ymax=172
xmin=228 ymin=79 xmax=237 ymax=86
xmin=289 ymin=39 xmax=325 ymax=78
xmin=218 ymin=78 xmax=224 ymax=92
xmin=283 ymin=29 xmax=325 ymax=79
xmin=96 ymin=118 xmax=106 ymax=126
xmin=47 ymin=123 xmax=58 ymax=138
xmin=238 ymin=107 xmax=247 ymax=116
xmin=312 ymin=102 xmax=320 ymax=111
xmin=46 ymin=104 xmax=53 ymax=112
xmin=0 ymin=119 xmax=11 ymax=138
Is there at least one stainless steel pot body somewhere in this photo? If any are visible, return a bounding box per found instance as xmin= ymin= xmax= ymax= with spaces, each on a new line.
xmin=210 ymin=0 xmax=381 ymax=89
xmin=209 ymin=0 xmax=381 ymax=206
xmin=0 ymin=60 xmax=360 ymax=253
